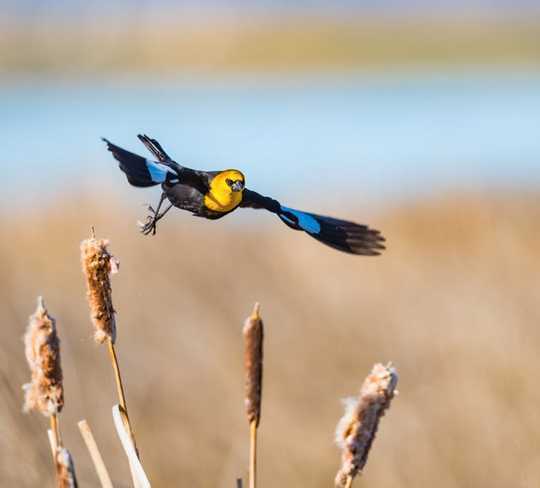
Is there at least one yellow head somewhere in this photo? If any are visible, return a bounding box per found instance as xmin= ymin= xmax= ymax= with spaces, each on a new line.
xmin=218 ymin=169 xmax=245 ymax=193
xmin=204 ymin=169 xmax=245 ymax=212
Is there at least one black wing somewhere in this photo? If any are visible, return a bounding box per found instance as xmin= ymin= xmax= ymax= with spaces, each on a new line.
xmin=104 ymin=136 xmax=210 ymax=194
xmin=240 ymin=189 xmax=282 ymax=213
xmin=241 ymin=189 xmax=385 ymax=256
xmin=103 ymin=138 xmax=172 ymax=187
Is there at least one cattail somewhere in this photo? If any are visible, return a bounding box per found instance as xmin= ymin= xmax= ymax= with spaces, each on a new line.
xmin=23 ymin=297 xmax=64 ymax=416
xmin=23 ymin=297 xmax=78 ymax=487
xmin=56 ymin=447 xmax=78 ymax=488
xmin=80 ymin=234 xmax=119 ymax=344
xmin=243 ymin=302 xmax=264 ymax=488
xmin=243 ymin=302 xmax=264 ymax=427
xmin=81 ymin=230 xmax=142 ymax=486
xmin=334 ymin=363 xmax=398 ymax=488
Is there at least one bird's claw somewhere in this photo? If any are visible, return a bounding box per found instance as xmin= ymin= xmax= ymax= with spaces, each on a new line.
xmin=138 ymin=212 xmax=158 ymax=236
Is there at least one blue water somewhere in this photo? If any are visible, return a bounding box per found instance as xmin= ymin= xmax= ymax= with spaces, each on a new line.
xmin=2 ymin=71 xmax=540 ymax=207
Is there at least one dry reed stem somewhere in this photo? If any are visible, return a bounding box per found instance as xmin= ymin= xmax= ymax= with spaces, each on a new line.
xmin=334 ymin=363 xmax=398 ymax=488
xmin=47 ymin=428 xmax=58 ymax=460
xmin=78 ymin=420 xmax=114 ymax=488
xmin=80 ymin=234 xmax=119 ymax=344
xmin=243 ymin=303 xmax=263 ymax=488
xmin=249 ymin=421 xmax=258 ymax=488
xmin=23 ymin=297 xmax=64 ymax=416
xmin=50 ymin=413 xmax=62 ymax=453
xmin=112 ymin=405 xmax=151 ymax=488
xmin=108 ymin=335 xmax=141 ymax=488
xmin=107 ymin=339 xmax=128 ymax=412
xmin=107 ymin=337 xmax=139 ymax=456
xmin=56 ymin=447 xmax=78 ymax=488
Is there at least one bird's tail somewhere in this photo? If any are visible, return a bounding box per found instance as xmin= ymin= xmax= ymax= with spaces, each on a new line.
xmin=278 ymin=206 xmax=385 ymax=255
xmin=103 ymin=138 xmax=177 ymax=187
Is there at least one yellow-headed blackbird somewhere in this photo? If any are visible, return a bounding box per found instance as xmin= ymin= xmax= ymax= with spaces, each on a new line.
xmin=103 ymin=135 xmax=385 ymax=255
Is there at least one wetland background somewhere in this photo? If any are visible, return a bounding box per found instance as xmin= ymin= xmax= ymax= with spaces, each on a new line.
xmin=1 ymin=1 xmax=539 ymax=486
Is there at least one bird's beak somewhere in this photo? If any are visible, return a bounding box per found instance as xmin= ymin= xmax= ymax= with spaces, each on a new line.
xmin=231 ymin=181 xmax=244 ymax=192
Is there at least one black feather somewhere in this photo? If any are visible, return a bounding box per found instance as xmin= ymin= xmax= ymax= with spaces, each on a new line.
xmin=278 ymin=209 xmax=385 ymax=256
xmin=137 ymin=134 xmax=171 ymax=162
xmin=103 ymin=138 xmax=157 ymax=187
xmin=310 ymin=215 xmax=385 ymax=255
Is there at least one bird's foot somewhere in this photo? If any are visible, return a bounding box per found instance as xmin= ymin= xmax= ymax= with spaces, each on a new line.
xmin=137 ymin=205 xmax=158 ymax=236
xmin=138 ymin=217 xmax=157 ymax=235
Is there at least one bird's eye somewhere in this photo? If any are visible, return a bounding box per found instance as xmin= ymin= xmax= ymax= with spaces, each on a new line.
xmin=226 ymin=178 xmax=233 ymax=186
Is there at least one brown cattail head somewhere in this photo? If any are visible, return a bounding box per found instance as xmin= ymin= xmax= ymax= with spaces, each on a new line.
xmin=56 ymin=447 xmax=78 ymax=488
xmin=334 ymin=363 xmax=398 ymax=487
xmin=23 ymin=297 xmax=64 ymax=416
xmin=80 ymin=234 xmax=119 ymax=344
xmin=243 ymin=302 xmax=264 ymax=427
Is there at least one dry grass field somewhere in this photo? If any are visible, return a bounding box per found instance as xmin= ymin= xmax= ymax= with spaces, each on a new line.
xmin=2 ymin=17 xmax=540 ymax=74
xmin=1 ymin=191 xmax=539 ymax=487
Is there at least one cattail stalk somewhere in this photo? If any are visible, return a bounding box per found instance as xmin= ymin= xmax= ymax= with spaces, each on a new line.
xmin=78 ymin=420 xmax=114 ymax=488
xmin=50 ymin=413 xmax=61 ymax=456
xmin=56 ymin=447 xmax=79 ymax=488
xmin=107 ymin=337 xmax=135 ymax=440
xmin=334 ymin=363 xmax=398 ymax=488
xmin=80 ymin=232 xmax=135 ymax=435
xmin=81 ymin=231 xmax=141 ymax=485
xmin=112 ymin=405 xmax=151 ymax=488
xmin=243 ymin=303 xmax=264 ymax=488
xmin=48 ymin=428 xmax=58 ymax=459
xmin=249 ymin=422 xmax=257 ymax=488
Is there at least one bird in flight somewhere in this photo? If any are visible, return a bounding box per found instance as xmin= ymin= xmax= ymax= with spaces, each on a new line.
xmin=103 ymin=135 xmax=385 ymax=255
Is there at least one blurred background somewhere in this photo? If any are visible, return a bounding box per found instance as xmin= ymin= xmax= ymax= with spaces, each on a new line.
xmin=1 ymin=1 xmax=540 ymax=487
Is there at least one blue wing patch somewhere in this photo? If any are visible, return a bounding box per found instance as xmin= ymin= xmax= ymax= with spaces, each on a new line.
xmin=280 ymin=206 xmax=321 ymax=234
xmin=146 ymin=160 xmax=175 ymax=183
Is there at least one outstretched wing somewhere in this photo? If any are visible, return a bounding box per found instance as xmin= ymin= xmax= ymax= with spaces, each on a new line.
xmin=240 ymin=189 xmax=282 ymax=212
xmin=103 ymin=138 xmax=178 ymax=187
xmin=103 ymin=136 xmax=210 ymax=194
xmin=241 ymin=189 xmax=385 ymax=256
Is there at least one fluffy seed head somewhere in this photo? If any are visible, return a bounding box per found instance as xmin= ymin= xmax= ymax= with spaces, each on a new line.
xmin=56 ymin=447 xmax=78 ymax=488
xmin=22 ymin=297 xmax=64 ymax=416
xmin=243 ymin=302 xmax=264 ymax=426
xmin=334 ymin=363 xmax=398 ymax=487
xmin=80 ymin=235 xmax=119 ymax=344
